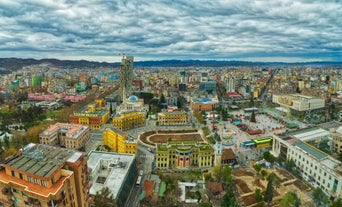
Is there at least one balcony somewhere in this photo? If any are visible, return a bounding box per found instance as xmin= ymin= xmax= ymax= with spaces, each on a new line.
xmin=28 ymin=198 xmax=41 ymax=207
xmin=1 ymin=188 xmax=13 ymax=196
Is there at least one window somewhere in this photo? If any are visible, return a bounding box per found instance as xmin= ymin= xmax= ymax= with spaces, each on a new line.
xmin=11 ymin=171 xmax=16 ymax=177
xmin=28 ymin=176 xmax=32 ymax=183
xmin=41 ymin=180 xmax=47 ymax=187
xmin=34 ymin=178 xmax=39 ymax=184
xmin=19 ymin=173 xmax=24 ymax=180
xmin=12 ymin=188 xmax=19 ymax=193
xmin=22 ymin=192 xmax=26 ymax=197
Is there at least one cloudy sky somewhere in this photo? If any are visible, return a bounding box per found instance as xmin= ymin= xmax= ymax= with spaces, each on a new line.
xmin=0 ymin=0 xmax=341 ymax=62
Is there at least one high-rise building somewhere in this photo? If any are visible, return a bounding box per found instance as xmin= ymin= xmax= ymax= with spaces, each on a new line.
xmin=120 ymin=56 xmax=134 ymax=102
xmin=0 ymin=143 xmax=90 ymax=207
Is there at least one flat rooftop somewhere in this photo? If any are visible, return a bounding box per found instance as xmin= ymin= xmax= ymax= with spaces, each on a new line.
xmin=5 ymin=143 xmax=78 ymax=178
xmin=294 ymin=141 xmax=328 ymax=160
xmin=87 ymin=151 xmax=135 ymax=199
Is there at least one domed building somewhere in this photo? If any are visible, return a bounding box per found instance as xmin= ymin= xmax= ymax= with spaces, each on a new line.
xmin=113 ymin=95 xmax=148 ymax=131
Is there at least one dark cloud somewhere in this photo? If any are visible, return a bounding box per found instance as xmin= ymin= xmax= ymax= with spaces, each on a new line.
xmin=0 ymin=0 xmax=341 ymax=62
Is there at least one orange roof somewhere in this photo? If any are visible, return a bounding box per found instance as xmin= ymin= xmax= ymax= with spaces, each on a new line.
xmin=0 ymin=170 xmax=69 ymax=198
xmin=142 ymin=180 xmax=155 ymax=198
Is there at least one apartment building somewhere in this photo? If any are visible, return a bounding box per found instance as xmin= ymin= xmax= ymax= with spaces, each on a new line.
xmin=156 ymin=141 xmax=213 ymax=170
xmin=69 ymin=99 xmax=110 ymax=129
xmin=87 ymin=151 xmax=137 ymax=207
xmin=39 ymin=123 xmax=90 ymax=150
xmin=112 ymin=111 xmax=145 ymax=131
xmin=0 ymin=143 xmax=90 ymax=207
xmin=103 ymin=127 xmax=137 ymax=154
xmin=271 ymin=128 xmax=342 ymax=199
xmin=157 ymin=111 xmax=188 ymax=126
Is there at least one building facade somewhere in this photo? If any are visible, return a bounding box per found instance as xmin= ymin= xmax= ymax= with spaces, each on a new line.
xmin=112 ymin=111 xmax=145 ymax=131
xmin=39 ymin=123 xmax=90 ymax=150
xmin=103 ymin=127 xmax=137 ymax=154
xmin=272 ymin=135 xmax=342 ymax=199
xmin=0 ymin=143 xmax=90 ymax=207
xmin=155 ymin=141 xmax=213 ymax=170
xmin=272 ymin=94 xmax=325 ymax=113
xmin=189 ymin=97 xmax=219 ymax=112
xmin=157 ymin=111 xmax=188 ymax=126
xmin=69 ymin=99 xmax=110 ymax=129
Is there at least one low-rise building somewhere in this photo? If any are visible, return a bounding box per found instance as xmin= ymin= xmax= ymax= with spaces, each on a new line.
xmin=189 ymin=97 xmax=219 ymax=112
xmin=103 ymin=127 xmax=137 ymax=154
xmin=87 ymin=151 xmax=137 ymax=207
xmin=0 ymin=143 xmax=90 ymax=207
xmin=272 ymin=94 xmax=325 ymax=113
xmin=157 ymin=111 xmax=188 ymax=126
xmin=39 ymin=123 xmax=90 ymax=150
xmin=112 ymin=111 xmax=145 ymax=131
xmin=156 ymin=141 xmax=213 ymax=170
xmin=69 ymin=99 xmax=110 ymax=129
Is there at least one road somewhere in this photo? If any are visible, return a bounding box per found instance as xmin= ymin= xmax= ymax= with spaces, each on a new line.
xmin=125 ymin=144 xmax=154 ymax=207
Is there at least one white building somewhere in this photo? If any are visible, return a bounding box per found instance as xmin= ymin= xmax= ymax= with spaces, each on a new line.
xmin=272 ymin=94 xmax=325 ymax=112
xmin=87 ymin=151 xmax=137 ymax=207
xmin=271 ymin=128 xmax=342 ymax=199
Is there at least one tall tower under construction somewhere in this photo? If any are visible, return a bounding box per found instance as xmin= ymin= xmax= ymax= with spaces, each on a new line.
xmin=120 ymin=55 xmax=134 ymax=102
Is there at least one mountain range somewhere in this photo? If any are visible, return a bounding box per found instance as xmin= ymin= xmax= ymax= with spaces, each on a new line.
xmin=0 ymin=58 xmax=341 ymax=74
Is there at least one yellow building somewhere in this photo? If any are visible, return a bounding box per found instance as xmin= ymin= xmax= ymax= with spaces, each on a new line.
xmin=103 ymin=127 xmax=137 ymax=154
xmin=157 ymin=111 xmax=188 ymax=126
xmin=70 ymin=99 xmax=110 ymax=129
xmin=112 ymin=111 xmax=145 ymax=131
xmin=0 ymin=143 xmax=90 ymax=207
xmin=156 ymin=141 xmax=213 ymax=170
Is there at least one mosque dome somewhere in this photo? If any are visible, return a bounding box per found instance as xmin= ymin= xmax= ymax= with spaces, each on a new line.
xmin=128 ymin=95 xmax=139 ymax=102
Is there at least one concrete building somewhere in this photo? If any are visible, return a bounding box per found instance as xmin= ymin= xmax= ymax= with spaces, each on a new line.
xmin=0 ymin=143 xmax=90 ymax=207
xmin=272 ymin=94 xmax=325 ymax=113
xmin=271 ymin=128 xmax=342 ymax=199
xmin=120 ymin=56 xmax=134 ymax=102
xmin=39 ymin=123 xmax=90 ymax=150
xmin=157 ymin=111 xmax=189 ymax=126
xmin=112 ymin=111 xmax=145 ymax=131
xmin=103 ymin=127 xmax=137 ymax=154
xmin=189 ymin=97 xmax=219 ymax=112
xmin=331 ymin=126 xmax=342 ymax=154
xmin=87 ymin=151 xmax=137 ymax=207
xmin=198 ymin=81 xmax=216 ymax=93
xmin=69 ymin=99 xmax=110 ymax=129
xmin=156 ymin=141 xmax=213 ymax=170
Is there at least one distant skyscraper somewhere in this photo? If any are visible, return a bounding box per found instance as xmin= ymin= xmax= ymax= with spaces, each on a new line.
xmin=120 ymin=56 xmax=134 ymax=102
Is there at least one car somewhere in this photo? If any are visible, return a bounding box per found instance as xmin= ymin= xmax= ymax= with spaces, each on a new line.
xmin=147 ymin=147 xmax=152 ymax=152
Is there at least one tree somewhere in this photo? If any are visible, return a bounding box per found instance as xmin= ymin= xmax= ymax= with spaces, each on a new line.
xmin=93 ymin=187 xmax=116 ymax=207
xmin=255 ymin=188 xmax=263 ymax=202
xmin=253 ymin=164 xmax=262 ymax=175
xmin=250 ymin=109 xmax=256 ymax=123
xmin=261 ymin=170 xmax=268 ymax=179
xmin=264 ymin=173 xmax=275 ymax=205
xmin=279 ymin=192 xmax=300 ymax=207
xmin=330 ymin=198 xmax=342 ymax=207
xmin=221 ymin=192 xmax=239 ymax=207
xmin=312 ymin=187 xmax=328 ymax=207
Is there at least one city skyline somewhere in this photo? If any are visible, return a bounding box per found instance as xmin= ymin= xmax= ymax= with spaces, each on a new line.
xmin=0 ymin=0 xmax=341 ymax=63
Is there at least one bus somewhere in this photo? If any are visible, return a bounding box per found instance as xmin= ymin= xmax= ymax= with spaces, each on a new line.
xmin=136 ymin=175 xmax=142 ymax=187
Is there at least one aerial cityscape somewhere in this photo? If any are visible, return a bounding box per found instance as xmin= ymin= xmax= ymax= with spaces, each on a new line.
xmin=0 ymin=1 xmax=342 ymax=207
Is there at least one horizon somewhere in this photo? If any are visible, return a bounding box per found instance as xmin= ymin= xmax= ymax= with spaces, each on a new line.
xmin=0 ymin=1 xmax=341 ymax=62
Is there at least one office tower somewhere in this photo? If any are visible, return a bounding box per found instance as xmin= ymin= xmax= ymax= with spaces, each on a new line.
xmin=120 ymin=56 xmax=134 ymax=103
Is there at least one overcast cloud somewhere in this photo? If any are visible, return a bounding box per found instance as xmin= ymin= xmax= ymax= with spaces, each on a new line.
xmin=0 ymin=0 xmax=341 ymax=62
